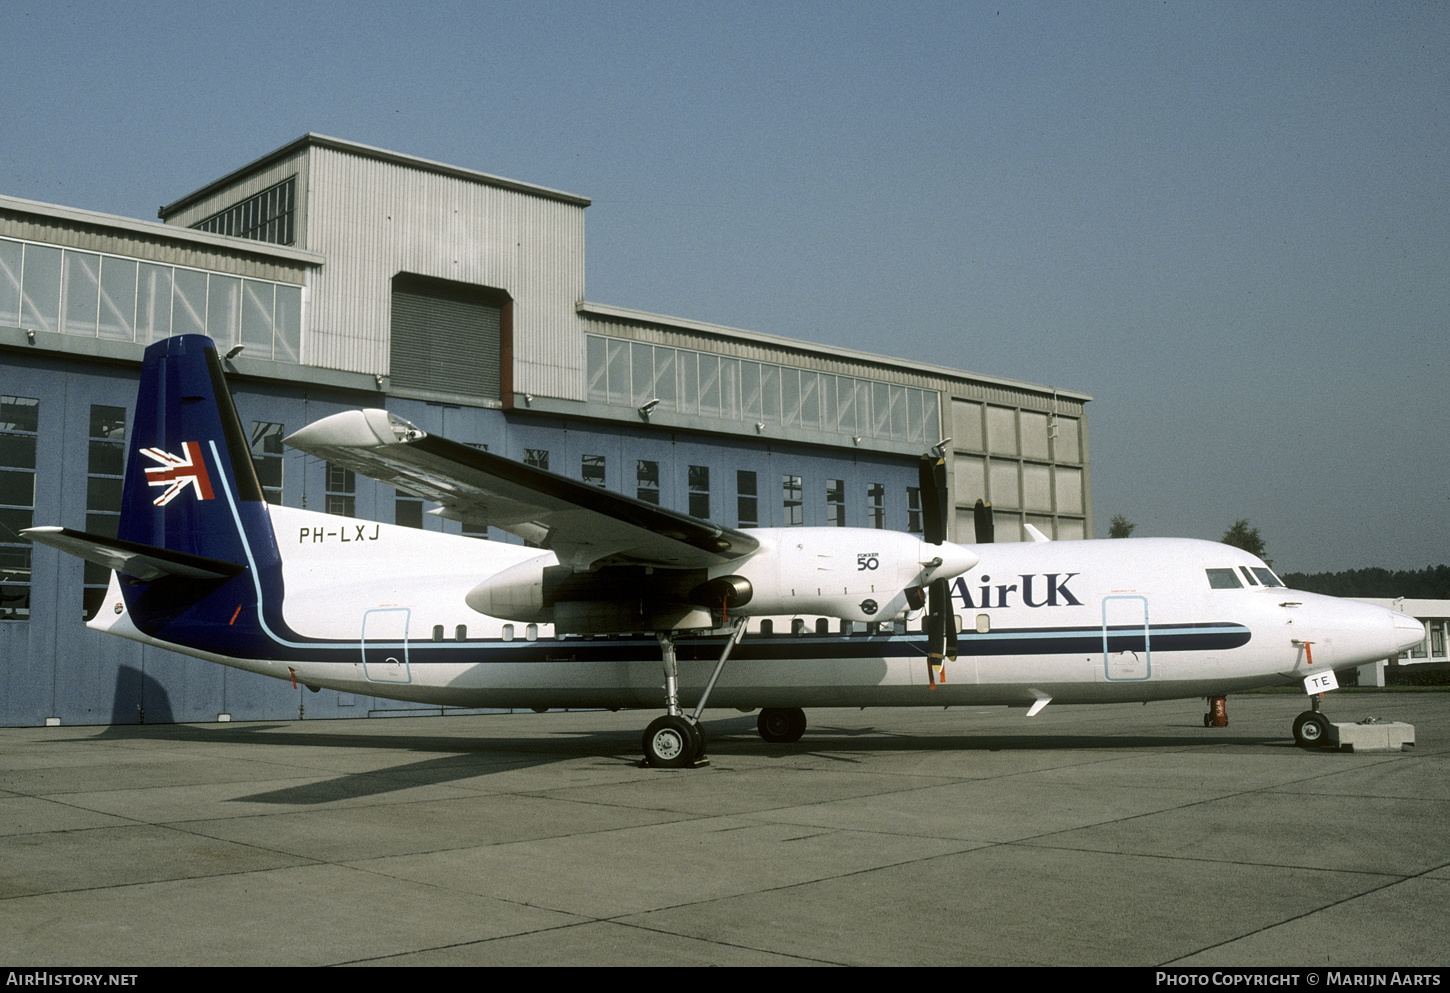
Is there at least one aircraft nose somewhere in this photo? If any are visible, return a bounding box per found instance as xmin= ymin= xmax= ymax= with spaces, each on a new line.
xmin=1391 ymin=610 xmax=1426 ymax=655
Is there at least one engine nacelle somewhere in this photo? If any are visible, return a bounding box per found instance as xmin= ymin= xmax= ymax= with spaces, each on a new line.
xmin=465 ymin=529 xmax=976 ymax=631
xmin=465 ymin=551 xmax=557 ymax=622
xmin=715 ymin=528 xmax=976 ymax=622
xmin=465 ymin=555 xmax=720 ymax=631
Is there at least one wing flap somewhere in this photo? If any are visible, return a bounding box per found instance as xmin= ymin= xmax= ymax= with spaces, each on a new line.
xmin=284 ymin=410 xmax=760 ymax=570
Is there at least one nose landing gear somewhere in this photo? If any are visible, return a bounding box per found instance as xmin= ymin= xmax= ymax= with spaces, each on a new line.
xmin=1292 ymin=709 xmax=1333 ymax=748
xmin=1291 ymin=679 xmax=1334 ymax=748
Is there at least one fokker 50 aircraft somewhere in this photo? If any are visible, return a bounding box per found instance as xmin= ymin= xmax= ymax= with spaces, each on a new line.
xmin=26 ymin=335 xmax=1424 ymax=766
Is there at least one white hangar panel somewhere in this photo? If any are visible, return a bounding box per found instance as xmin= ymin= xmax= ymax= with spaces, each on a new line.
xmin=159 ymin=135 xmax=589 ymax=393
xmin=303 ymin=145 xmax=583 ymax=385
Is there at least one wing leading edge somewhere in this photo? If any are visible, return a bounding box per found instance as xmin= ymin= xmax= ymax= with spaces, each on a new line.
xmin=283 ymin=409 xmax=760 ymax=571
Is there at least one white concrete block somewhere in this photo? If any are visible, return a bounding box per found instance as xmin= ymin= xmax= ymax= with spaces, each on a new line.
xmin=1329 ymin=720 xmax=1415 ymax=752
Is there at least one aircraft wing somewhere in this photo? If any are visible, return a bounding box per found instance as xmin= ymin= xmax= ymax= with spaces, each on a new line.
xmin=284 ymin=409 xmax=760 ymax=571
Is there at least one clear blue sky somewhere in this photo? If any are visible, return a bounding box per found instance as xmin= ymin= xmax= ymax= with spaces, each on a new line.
xmin=4 ymin=0 xmax=1445 ymax=573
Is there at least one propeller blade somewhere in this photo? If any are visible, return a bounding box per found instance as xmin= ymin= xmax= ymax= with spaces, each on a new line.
xmin=919 ymin=454 xmax=947 ymax=545
xmin=974 ymin=499 xmax=994 ymax=544
xmin=926 ymin=576 xmax=954 ymax=688
xmin=944 ymin=590 xmax=959 ymax=661
xmin=932 ymin=577 xmax=958 ymax=662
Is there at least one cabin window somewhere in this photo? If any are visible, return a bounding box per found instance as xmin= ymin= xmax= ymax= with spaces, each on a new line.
xmin=816 ymin=618 xmax=829 ymax=635
xmin=432 ymin=625 xmax=444 ymax=642
xmin=455 ymin=625 xmax=467 ymax=641
xmin=502 ymin=624 xmax=514 ymax=642
xmin=759 ymin=619 xmax=773 ymax=635
xmin=976 ymin=614 xmax=990 ymax=634
xmin=791 ymin=618 xmax=805 ymax=635
xmin=526 ymin=623 xmax=538 ymax=641
xmin=1206 ymin=568 xmax=1243 ymax=589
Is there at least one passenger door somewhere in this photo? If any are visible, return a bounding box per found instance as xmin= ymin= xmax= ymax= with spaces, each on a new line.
xmin=361 ymin=607 xmax=412 ymax=684
xmin=1102 ymin=596 xmax=1151 ymax=680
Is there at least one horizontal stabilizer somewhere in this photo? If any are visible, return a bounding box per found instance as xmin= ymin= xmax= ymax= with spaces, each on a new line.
xmin=22 ymin=526 xmax=245 ymax=582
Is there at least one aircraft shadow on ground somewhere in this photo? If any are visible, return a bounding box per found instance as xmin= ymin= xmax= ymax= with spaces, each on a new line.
xmin=75 ymin=717 xmax=1289 ymax=806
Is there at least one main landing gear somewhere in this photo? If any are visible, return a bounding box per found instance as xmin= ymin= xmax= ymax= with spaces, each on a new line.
xmin=641 ymin=621 xmax=747 ymax=769
xmin=756 ymin=707 xmax=807 ymax=743
xmin=641 ymin=714 xmax=706 ymax=769
xmin=1202 ymin=696 xmax=1229 ymax=727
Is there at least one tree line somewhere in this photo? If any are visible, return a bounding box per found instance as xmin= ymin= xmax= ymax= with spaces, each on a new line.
xmin=1276 ymin=565 xmax=1450 ymax=600
xmin=1107 ymin=514 xmax=1446 ymax=598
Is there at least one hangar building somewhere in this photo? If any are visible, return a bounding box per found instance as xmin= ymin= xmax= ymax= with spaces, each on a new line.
xmin=0 ymin=134 xmax=1091 ymax=726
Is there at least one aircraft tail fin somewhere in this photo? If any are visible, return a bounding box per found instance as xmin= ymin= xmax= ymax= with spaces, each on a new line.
xmin=118 ymin=335 xmax=273 ymax=558
xmin=109 ymin=335 xmax=280 ymax=634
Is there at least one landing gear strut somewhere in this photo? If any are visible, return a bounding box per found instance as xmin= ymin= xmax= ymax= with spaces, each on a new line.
xmin=641 ymin=621 xmax=746 ymax=769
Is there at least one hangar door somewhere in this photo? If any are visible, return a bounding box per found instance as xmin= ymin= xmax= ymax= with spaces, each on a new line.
xmin=390 ymin=274 xmax=511 ymax=403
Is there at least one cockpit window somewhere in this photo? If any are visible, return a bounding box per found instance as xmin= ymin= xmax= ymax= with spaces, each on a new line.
xmin=1206 ymin=568 xmax=1243 ymax=589
xmin=1251 ymin=567 xmax=1284 ymax=588
xmin=1239 ymin=566 xmax=1259 ymax=586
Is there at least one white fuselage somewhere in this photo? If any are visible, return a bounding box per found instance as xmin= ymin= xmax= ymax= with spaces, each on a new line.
xmin=89 ymin=505 xmax=1422 ymax=713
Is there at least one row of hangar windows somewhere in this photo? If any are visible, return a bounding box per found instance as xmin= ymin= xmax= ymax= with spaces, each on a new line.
xmin=385 ymin=459 xmax=917 ymax=533
xmin=0 ymin=395 xmax=132 ymax=622
xmin=0 ymin=237 xmax=303 ymax=363
xmin=586 ymin=334 xmax=942 ymax=447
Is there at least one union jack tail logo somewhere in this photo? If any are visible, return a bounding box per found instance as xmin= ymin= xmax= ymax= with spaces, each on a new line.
xmin=141 ymin=442 xmax=216 ymax=506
